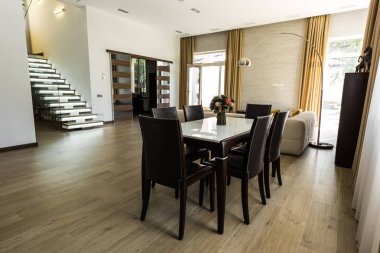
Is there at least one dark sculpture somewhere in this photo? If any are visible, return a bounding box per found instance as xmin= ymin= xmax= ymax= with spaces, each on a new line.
xmin=356 ymin=46 xmax=372 ymax=73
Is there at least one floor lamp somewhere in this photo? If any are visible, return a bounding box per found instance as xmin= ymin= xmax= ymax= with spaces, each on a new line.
xmin=281 ymin=32 xmax=333 ymax=149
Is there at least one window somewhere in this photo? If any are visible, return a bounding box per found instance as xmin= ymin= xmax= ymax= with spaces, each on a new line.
xmin=188 ymin=51 xmax=225 ymax=107
xmin=322 ymin=37 xmax=363 ymax=141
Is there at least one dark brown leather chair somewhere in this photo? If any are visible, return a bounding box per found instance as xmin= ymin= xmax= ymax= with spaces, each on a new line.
xmin=183 ymin=105 xmax=204 ymax=122
xmin=205 ymin=116 xmax=271 ymax=225
xmin=151 ymin=107 xmax=209 ymax=198
xmin=139 ymin=116 xmax=215 ymax=240
xmin=230 ymin=112 xmax=289 ymax=199
xmin=245 ymin=104 xmax=272 ymax=119
xmin=152 ymin=107 xmax=208 ymax=161
xmin=264 ymin=111 xmax=289 ymax=198
xmin=152 ymin=106 xmax=178 ymax=119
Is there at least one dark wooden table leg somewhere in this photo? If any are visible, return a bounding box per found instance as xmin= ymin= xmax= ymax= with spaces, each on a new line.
xmin=215 ymin=157 xmax=227 ymax=234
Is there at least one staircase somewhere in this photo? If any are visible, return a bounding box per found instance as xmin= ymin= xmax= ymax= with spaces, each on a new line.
xmin=28 ymin=54 xmax=104 ymax=130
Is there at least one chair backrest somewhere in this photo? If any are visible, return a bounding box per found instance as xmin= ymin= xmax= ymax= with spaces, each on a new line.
xmin=152 ymin=106 xmax=178 ymax=119
xmin=183 ymin=105 xmax=204 ymax=122
xmin=244 ymin=115 xmax=271 ymax=178
xmin=245 ymin=104 xmax=272 ymax=119
xmin=138 ymin=116 xmax=186 ymax=188
xmin=266 ymin=111 xmax=289 ymax=162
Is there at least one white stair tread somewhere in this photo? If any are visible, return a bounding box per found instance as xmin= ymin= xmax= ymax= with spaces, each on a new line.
xmin=40 ymin=96 xmax=81 ymax=101
xmin=28 ymin=54 xmax=45 ymax=59
xmin=62 ymin=121 xmax=104 ymax=129
xmin=36 ymin=90 xmax=75 ymax=95
xmin=28 ymin=58 xmax=48 ymax=63
xmin=30 ymin=78 xmax=65 ymax=83
xmin=28 ymin=62 xmax=52 ymax=68
xmin=29 ymin=67 xmax=56 ymax=73
xmin=59 ymin=114 xmax=97 ymax=122
xmin=51 ymin=108 xmax=92 ymax=114
xmin=32 ymin=83 xmax=70 ymax=89
xmin=45 ymin=101 xmax=86 ymax=108
xmin=30 ymin=72 xmax=60 ymax=78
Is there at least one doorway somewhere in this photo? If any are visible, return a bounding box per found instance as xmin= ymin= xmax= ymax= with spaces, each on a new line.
xmin=108 ymin=50 xmax=172 ymax=121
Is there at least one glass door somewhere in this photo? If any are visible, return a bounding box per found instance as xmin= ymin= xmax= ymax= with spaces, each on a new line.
xmin=187 ymin=64 xmax=225 ymax=107
xmin=187 ymin=65 xmax=201 ymax=105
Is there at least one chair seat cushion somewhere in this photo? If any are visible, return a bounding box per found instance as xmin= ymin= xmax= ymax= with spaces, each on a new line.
xmin=185 ymin=145 xmax=208 ymax=161
xmin=229 ymin=144 xmax=246 ymax=157
xmin=204 ymin=154 xmax=244 ymax=171
xmin=186 ymin=162 xmax=214 ymax=185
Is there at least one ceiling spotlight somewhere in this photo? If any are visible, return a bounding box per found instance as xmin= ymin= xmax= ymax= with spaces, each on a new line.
xmin=175 ymin=30 xmax=183 ymax=34
xmin=210 ymin=28 xmax=220 ymax=32
xmin=190 ymin=8 xmax=200 ymax=14
xmin=54 ymin=8 xmax=65 ymax=15
xmin=118 ymin=8 xmax=129 ymax=14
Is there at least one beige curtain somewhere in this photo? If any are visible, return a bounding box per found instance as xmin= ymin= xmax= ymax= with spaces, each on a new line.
xmin=179 ymin=36 xmax=194 ymax=108
xmin=224 ymin=29 xmax=243 ymax=111
xmin=298 ymin=15 xmax=330 ymax=122
xmin=353 ymin=0 xmax=380 ymax=183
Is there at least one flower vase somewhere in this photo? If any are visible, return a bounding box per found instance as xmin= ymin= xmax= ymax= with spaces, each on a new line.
xmin=217 ymin=110 xmax=226 ymax=125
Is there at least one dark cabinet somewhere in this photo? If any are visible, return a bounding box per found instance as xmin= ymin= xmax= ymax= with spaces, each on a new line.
xmin=335 ymin=72 xmax=369 ymax=168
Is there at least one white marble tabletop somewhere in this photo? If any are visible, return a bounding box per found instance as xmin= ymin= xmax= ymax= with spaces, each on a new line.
xmin=181 ymin=117 xmax=254 ymax=143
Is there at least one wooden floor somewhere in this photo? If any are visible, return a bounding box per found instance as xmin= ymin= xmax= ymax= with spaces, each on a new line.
xmin=0 ymin=120 xmax=358 ymax=253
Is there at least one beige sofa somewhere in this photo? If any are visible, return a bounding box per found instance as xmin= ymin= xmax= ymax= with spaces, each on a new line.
xmin=280 ymin=111 xmax=316 ymax=156
xmin=177 ymin=110 xmax=315 ymax=156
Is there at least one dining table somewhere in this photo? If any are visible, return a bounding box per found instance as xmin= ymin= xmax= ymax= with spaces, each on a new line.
xmin=181 ymin=116 xmax=254 ymax=234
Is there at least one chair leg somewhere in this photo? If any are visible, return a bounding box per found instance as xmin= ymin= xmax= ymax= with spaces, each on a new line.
xmin=140 ymin=180 xmax=151 ymax=221
xmin=264 ymin=161 xmax=270 ymax=199
xmin=209 ymin=173 xmax=215 ymax=212
xmin=199 ymin=179 xmax=205 ymax=207
xmin=272 ymin=162 xmax=277 ymax=178
xmin=241 ymin=176 xmax=250 ymax=225
xmin=258 ymin=171 xmax=266 ymax=205
xmin=275 ymin=158 xmax=282 ymax=186
xmin=227 ymin=175 xmax=231 ymax=185
xmin=151 ymin=182 xmax=155 ymax=188
xmin=178 ymin=184 xmax=187 ymax=240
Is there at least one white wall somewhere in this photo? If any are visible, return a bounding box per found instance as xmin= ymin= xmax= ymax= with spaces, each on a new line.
xmin=329 ymin=8 xmax=368 ymax=39
xmin=86 ymin=7 xmax=180 ymax=121
xmin=0 ymin=0 xmax=36 ymax=148
xmin=28 ymin=0 xmax=92 ymax=106
xmin=241 ymin=19 xmax=307 ymax=110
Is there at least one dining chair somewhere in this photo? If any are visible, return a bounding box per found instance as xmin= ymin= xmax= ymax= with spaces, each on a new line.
xmin=151 ymin=107 xmax=209 ymax=200
xmin=264 ymin=111 xmax=289 ymax=198
xmin=230 ymin=112 xmax=289 ymax=198
xmin=152 ymin=106 xmax=178 ymax=119
xmin=139 ymin=115 xmax=215 ymax=240
xmin=205 ymin=116 xmax=271 ymax=225
xmin=245 ymin=104 xmax=272 ymax=119
xmin=183 ymin=105 xmax=204 ymax=122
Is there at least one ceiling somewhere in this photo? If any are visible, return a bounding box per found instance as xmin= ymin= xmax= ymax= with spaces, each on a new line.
xmin=66 ymin=0 xmax=370 ymax=36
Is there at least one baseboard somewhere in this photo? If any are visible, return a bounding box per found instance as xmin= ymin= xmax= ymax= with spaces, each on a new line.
xmin=0 ymin=142 xmax=38 ymax=153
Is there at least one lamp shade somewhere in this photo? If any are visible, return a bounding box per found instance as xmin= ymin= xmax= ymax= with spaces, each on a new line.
xmin=237 ymin=57 xmax=252 ymax=67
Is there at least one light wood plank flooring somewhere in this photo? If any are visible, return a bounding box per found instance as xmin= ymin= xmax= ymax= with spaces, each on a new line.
xmin=0 ymin=120 xmax=358 ymax=253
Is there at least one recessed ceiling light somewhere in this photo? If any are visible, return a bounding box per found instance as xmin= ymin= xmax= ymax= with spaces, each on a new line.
xmin=190 ymin=8 xmax=200 ymax=14
xmin=245 ymin=22 xmax=256 ymax=26
xmin=175 ymin=30 xmax=183 ymax=34
xmin=118 ymin=9 xmax=129 ymax=14
xmin=210 ymin=28 xmax=220 ymax=32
